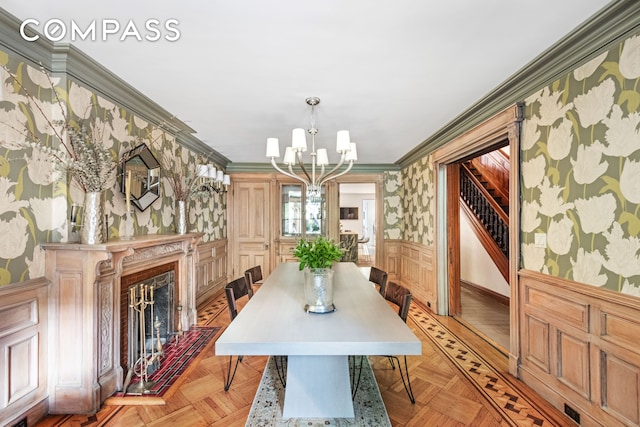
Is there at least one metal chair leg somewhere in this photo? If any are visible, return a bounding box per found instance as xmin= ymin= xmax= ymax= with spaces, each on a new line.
xmin=389 ymin=355 xmax=415 ymax=403
xmin=224 ymin=355 xmax=242 ymax=391
xmin=387 ymin=355 xmax=396 ymax=369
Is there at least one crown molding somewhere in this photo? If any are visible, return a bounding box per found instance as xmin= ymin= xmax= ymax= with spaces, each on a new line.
xmin=0 ymin=7 xmax=228 ymax=166
xmin=50 ymin=44 xmax=196 ymax=135
xmin=226 ymin=162 xmax=399 ymax=174
xmin=397 ymin=0 xmax=640 ymax=168
xmin=0 ymin=8 xmax=53 ymax=68
xmin=177 ymin=132 xmax=231 ymax=167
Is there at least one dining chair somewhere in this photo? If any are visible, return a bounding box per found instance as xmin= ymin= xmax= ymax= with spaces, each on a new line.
xmin=243 ymin=265 xmax=263 ymax=298
xmin=383 ymin=281 xmax=415 ymax=403
xmin=368 ymin=266 xmax=388 ymax=296
xmin=223 ymin=276 xmax=251 ymax=391
xmin=357 ymin=237 xmax=371 ymax=262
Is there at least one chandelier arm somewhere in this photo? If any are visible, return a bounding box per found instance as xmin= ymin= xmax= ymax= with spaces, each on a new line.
xmin=318 ymin=154 xmax=346 ymax=183
xmin=319 ymin=159 xmax=354 ymax=187
xmin=270 ymin=158 xmax=308 ymax=185
xmin=287 ymin=163 xmax=311 ymax=186
xmin=295 ymin=151 xmax=312 ymax=183
xmin=316 ymin=164 xmax=327 ymax=182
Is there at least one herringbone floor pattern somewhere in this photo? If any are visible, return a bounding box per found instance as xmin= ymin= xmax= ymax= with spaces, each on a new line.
xmin=34 ymin=288 xmax=572 ymax=427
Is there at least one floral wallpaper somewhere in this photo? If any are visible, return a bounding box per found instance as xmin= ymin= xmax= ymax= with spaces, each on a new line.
xmin=400 ymin=155 xmax=435 ymax=246
xmin=0 ymin=51 xmax=226 ymax=287
xmin=383 ymin=171 xmax=403 ymax=239
xmin=521 ymin=32 xmax=640 ymax=297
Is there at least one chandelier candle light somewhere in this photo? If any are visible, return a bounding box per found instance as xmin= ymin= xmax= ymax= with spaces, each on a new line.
xmin=266 ymin=97 xmax=357 ymax=196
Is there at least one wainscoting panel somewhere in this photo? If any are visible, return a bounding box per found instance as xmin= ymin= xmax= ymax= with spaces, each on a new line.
xmin=382 ymin=240 xmax=400 ymax=280
xmin=557 ymin=330 xmax=590 ymax=399
xmin=196 ymin=239 xmax=228 ymax=306
xmin=523 ymin=314 xmax=549 ymax=373
xmin=519 ymin=270 xmax=640 ymax=427
xmin=383 ymin=240 xmax=435 ymax=311
xmin=0 ymin=278 xmax=48 ymax=427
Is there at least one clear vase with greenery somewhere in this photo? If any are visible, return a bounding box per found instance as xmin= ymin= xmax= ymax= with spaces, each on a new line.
xmin=293 ymin=236 xmax=344 ymax=313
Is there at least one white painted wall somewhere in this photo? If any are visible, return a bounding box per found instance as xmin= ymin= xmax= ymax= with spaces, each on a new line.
xmin=459 ymin=207 xmax=510 ymax=298
xmin=339 ymin=192 xmax=374 ymax=238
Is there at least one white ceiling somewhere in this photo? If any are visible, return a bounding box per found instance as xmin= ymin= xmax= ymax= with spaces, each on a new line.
xmin=2 ymin=1 xmax=610 ymax=165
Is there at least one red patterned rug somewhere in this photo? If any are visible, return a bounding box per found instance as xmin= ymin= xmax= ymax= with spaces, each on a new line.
xmin=107 ymin=326 xmax=220 ymax=402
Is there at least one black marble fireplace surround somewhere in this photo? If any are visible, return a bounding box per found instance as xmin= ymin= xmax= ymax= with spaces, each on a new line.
xmin=126 ymin=270 xmax=175 ymax=371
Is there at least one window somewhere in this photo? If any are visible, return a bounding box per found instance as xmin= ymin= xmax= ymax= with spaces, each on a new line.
xmin=281 ymin=184 xmax=325 ymax=237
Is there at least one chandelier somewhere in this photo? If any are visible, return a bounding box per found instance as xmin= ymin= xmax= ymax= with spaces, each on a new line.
xmin=266 ymin=97 xmax=357 ymax=196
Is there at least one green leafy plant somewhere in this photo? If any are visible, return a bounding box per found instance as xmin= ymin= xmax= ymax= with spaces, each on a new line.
xmin=292 ymin=236 xmax=344 ymax=270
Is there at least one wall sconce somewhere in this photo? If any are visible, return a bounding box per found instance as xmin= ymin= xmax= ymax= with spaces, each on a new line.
xmin=194 ymin=164 xmax=230 ymax=197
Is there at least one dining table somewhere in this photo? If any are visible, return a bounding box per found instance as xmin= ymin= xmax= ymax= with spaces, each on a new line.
xmin=215 ymin=262 xmax=422 ymax=419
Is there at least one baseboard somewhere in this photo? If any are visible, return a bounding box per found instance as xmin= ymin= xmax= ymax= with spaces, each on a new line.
xmin=1 ymin=398 xmax=48 ymax=427
xmin=461 ymin=279 xmax=509 ymax=306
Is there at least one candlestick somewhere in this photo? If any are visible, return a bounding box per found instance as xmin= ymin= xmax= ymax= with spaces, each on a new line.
xmin=150 ymin=284 xmax=154 ymax=301
xmin=125 ymin=170 xmax=132 ymax=213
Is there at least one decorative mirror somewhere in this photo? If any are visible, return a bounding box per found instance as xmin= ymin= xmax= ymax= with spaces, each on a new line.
xmin=121 ymin=143 xmax=161 ymax=211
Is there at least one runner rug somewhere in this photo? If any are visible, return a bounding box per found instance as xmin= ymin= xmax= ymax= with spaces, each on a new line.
xmin=246 ymin=356 xmax=391 ymax=427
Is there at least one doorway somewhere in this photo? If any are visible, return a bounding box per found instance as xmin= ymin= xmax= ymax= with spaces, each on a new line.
xmin=456 ymin=146 xmax=511 ymax=350
xmin=432 ymin=105 xmax=521 ymax=365
xmin=338 ymin=181 xmax=379 ymax=267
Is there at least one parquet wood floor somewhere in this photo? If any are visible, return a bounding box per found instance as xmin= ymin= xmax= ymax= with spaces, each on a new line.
xmin=458 ymin=284 xmax=510 ymax=351
xmin=34 ymin=285 xmax=572 ymax=427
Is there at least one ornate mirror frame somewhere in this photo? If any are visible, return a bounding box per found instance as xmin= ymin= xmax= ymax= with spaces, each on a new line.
xmin=121 ymin=143 xmax=161 ymax=211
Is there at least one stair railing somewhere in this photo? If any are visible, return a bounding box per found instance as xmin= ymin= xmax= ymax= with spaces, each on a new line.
xmin=460 ymin=164 xmax=508 ymax=258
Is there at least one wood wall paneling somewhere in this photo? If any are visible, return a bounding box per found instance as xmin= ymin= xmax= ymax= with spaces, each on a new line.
xmin=601 ymin=352 xmax=640 ymax=425
xmin=519 ymin=270 xmax=640 ymax=427
xmin=0 ymin=278 xmax=48 ymax=427
xmin=390 ymin=241 xmax=435 ymax=311
xmin=383 ymin=240 xmax=400 ymax=281
xmin=196 ymin=240 xmax=228 ymax=306
xmin=523 ymin=314 xmax=550 ymax=373
xmin=557 ymin=330 xmax=590 ymax=399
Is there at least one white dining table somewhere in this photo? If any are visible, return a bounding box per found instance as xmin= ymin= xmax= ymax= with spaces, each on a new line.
xmin=215 ymin=262 xmax=422 ymax=419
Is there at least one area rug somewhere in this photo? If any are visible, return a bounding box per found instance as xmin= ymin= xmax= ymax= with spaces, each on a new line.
xmin=246 ymin=356 xmax=391 ymax=427
xmin=106 ymin=325 xmax=220 ymax=403
xmin=409 ymin=305 xmax=558 ymax=427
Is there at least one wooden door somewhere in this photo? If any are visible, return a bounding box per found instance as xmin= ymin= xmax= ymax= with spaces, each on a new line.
xmin=232 ymin=181 xmax=271 ymax=279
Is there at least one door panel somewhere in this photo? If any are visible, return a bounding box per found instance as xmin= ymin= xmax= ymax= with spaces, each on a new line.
xmin=233 ymin=181 xmax=271 ymax=278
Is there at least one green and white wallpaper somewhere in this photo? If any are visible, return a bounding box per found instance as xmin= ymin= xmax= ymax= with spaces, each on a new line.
xmin=387 ymin=32 xmax=640 ymax=299
xmin=383 ymin=170 xmax=403 ymax=239
xmin=400 ymin=155 xmax=435 ymax=246
xmin=0 ymin=51 xmax=226 ymax=287
xmin=521 ymin=32 xmax=640 ymax=297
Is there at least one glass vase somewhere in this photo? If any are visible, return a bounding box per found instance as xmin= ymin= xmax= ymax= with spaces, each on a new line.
xmin=303 ymin=267 xmax=335 ymax=313
xmin=80 ymin=191 xmax=105 ymax=244
xmin=122 ymin=209 xmax=134 ymax=240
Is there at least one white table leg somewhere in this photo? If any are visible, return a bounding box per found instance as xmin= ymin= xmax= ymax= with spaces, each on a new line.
xmin=282 ymin=355 xmax=354 ymax=418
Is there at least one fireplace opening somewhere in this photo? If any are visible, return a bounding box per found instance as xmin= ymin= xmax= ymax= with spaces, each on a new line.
xmin=127 ymin=270 xmax=174 ymax=374
xmin=120 ymin=262 xmax=179 ymax=374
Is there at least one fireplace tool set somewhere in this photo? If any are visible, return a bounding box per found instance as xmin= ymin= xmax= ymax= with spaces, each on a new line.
xmin=123 ymin=283 xmax=165 ymax=394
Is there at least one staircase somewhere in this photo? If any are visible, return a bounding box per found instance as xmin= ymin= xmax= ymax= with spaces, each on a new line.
xmin=459 ymin=149 xmax=510 ymax=283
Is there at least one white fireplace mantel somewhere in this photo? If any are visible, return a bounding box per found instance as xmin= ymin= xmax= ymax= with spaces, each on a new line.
xmin=43 ymin=233 xmax=202 ymax=414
